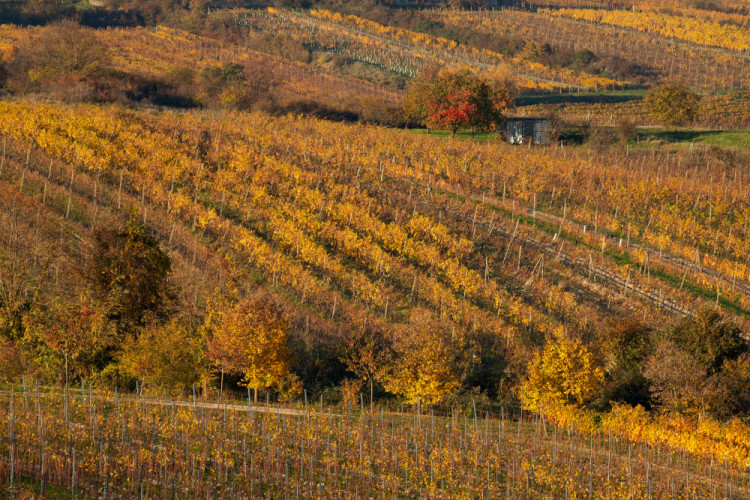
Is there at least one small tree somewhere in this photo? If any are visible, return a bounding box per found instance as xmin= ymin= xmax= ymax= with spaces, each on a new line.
xmin=644 ymin=308 xmax=748 ymax=415
xmin=208 ymin=295 xmax=292 ymax=402
xmin=404 ymin=67 xmax=514 ymax=136
xmin=341 ymin=323 xmax=389 ymax=411
xmin=118 ymin=318 xmax=206 ymax=391
xmin=25 ymin=295 xmax=103 ymax=386
xmin=645 ymin=82 xmax=701 ymax=126
xmin=667 ymin=308 xmax=747 ymax=370
xmin=644 ymin=340 xmax=713 ymax=413
xmin=31 ymin=20 xmax=109 ymax=79
xmin=381 ymin=309 xmax=460 ymax=405
xmin=521 ymin=334 xmax=604 ymax=412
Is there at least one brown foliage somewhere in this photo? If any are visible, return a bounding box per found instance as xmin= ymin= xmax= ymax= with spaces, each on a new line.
xmin=32 ymin=20 xmax=110 ymax=79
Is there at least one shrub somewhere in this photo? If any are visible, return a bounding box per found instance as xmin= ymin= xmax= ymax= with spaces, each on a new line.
xmin=616 ymin=119 xmax=638 ymax=141
xmin=32 ymin=20 xmax=109 ymax=79
xmin=645 ymin=82 xmax=701 ymax=126
xmin=521 ymin=334 xmax=604 ymax=412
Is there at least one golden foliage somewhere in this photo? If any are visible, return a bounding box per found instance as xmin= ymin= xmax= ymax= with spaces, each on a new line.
xmin=521 ymin=332 xmax=604 ymax=412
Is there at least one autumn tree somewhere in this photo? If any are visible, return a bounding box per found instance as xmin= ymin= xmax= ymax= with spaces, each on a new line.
xmin=644 ymin=340 xmax=714 ymax=414
xmin=31 ymin=20 xmax=109 ymax=79
xmin=645 ymin=82 xmax=701 ymax=126
xmin=600 ymin=320 xmax=651 ymax=406
xmin=118 ymin=318 xmax=207 ymax=391
xmin=665 ymin=308 xmax=747 ymax=370
xmin=20 ymin=0 xmax=65 ymax=22
xmin=521 ymin=333 xmax=604 ymax=412
xmin=341 ymin=322 xmax=389 ymax=411
xmin=207 ymin=295 xmax=292 ymax=402
xmin=381 ymin=309 xmax=460 ymax=405
xmin=89 ymin=212 xmax=174 ymax=340
xmin=404 ymin=67 xmax=514 ymax=136
xmin=714 ymin=353 xmax=750 ymax=419
xmin=199 ymin=59 xmax=276 ymax=111
xmin=24 ymin=295 xmax=107 ymax=386
xmin=644 ymin=308 xmax=748 ymax=415
xmin=204 ymin=297 xmax=244 ymax=397
xmin=461 ymin=324 xmax=509 ymax=399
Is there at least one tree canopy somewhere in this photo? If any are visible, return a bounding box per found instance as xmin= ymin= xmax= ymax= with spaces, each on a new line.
xmin=89 ymin=211 xmax=174 ymax=336
xmin=206 ymin=295 xmax=292 ymax=402
xmin=404 ymin=67 xmax=514 ymax=136
xmin=645 ymin=82 xmax=701 ymax=126
xmin=521 ymin=333 xmax=604 ymax=412
xmin=380 ymin=309 xmax=460 ymax=405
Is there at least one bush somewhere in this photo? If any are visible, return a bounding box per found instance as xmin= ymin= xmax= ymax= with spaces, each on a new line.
xmin=645 ymin=82 xmax=701 ymax=126
xmin=117 ymin=319 xmax=206 ymax=391
xmin=32 ymin=20 xmax=109 ymax=79
xmin=198 ymin=59 xmax=277 ymax=111
xmin=616 ymin=119 xmax=638 ymax=141
xmin=644 ymin=309 xmax=749 ymax=417
xmin=586 ymin=126 xmax=617 ymax=149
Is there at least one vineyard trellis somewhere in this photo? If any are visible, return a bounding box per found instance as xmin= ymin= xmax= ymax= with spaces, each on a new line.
xmin=1 ymin=383 xmax=749 ymax=498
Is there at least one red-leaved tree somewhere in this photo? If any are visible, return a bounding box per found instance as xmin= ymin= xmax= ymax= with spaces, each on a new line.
xmin=404 ymin=67 xmax=514 ymax=136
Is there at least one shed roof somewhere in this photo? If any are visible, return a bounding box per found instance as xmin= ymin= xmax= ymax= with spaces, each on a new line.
xmin=506 ymin=116 xmax=552 ymax=121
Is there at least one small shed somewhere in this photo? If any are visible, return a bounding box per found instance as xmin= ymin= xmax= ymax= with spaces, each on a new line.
xmin=506 ymin=117 xmax=552 ymax=145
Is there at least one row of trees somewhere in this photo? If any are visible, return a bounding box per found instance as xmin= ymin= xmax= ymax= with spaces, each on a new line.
xmin=401 ymin=67 xmax=702 ymax=136
xmin=9 ymin=209 xmax=746 ymax=418
xmin=521 ymin=310 xmax=750 ymax=420
xmin=0 ymin=211 xmax=497 ymax=406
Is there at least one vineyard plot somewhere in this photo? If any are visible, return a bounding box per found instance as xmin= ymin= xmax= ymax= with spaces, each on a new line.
xmin=1 ymin=386 xmax=748 ymax=498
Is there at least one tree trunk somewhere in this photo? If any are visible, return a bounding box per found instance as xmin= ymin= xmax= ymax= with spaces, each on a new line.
xmin=370 ymin=379 xmax=374 ymax=413
xmin=220 ymin=369 xmax=224 ymax=399
xmin=254 ymin=387 xmax=258 ymax=403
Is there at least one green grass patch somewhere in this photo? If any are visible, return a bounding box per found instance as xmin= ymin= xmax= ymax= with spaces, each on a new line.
xmin=637 ymin=128 xmax=750 ymax=152
xmin=404 ymin=128 xmax=500 ymax=142
xmin=515 ymin=88 xmax=646 ymax=107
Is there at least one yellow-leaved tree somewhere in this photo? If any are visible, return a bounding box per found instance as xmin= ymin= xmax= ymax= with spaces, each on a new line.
xmin=381 ymin=309 xmax=460 ymax=405
xmin=118 ymin=317 xmax=207 ymax=391
xmin=207 ymin=295 xmax=293 ymax=402
xmin=521 ymin=332 xmax=604 ymax=412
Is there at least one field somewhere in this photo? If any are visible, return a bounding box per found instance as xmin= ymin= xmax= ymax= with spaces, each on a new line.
xmin=2 ymin=100 xmax=750 ymax=337
xmin=1 ymin=384 xmax=749 ymax=499
xmin=232 ymin=7 xmax=625 ymax=92
xmin=427 ymin=7 xmax=750 ymax=91
xmin=639 ymin=129 xmax=750 ymax=152
xmin=518 ymin=90 xmax=750 ymax=129
xmin=0 ymin=23 xmax=402 ymax=110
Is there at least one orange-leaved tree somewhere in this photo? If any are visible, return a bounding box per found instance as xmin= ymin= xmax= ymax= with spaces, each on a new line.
xmin=341 ymin=321 xmax=390 ymax=412
xmin=207 ymin=295 xmax=292 ymax=402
